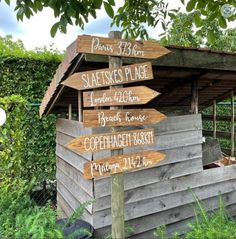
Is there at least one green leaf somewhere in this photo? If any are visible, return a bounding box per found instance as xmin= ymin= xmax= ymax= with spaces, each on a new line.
xmin=104 ymin=2 xmax=114 ymax=18
xmin=108 ymin=0 xmax=115 ymax=6
xmin=219 ymin=16 xmax=227 ymax=29
xmin=207 ymin=30 xmax=215 ymax=44
xmin=50 ymin=22 xmax=59 ymax=37
xmin=94 ymin=0 xmax=102 ymax=8
xmin=186 ymin=0 xmax=196 ymax=12
xmin=5 ymin=0 xmax=10 ymax=5
xmin=194 ymin=13 xmax=202 ymax=27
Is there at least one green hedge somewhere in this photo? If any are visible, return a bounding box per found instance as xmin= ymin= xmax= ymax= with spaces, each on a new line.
xmin=0 ymin=55 xmax=60 ymax=183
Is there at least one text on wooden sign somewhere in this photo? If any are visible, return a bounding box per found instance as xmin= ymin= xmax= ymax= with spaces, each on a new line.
xmin=83 ymin=109 xmax=167 ymax=128
xmin=77 ymin=35 xmax=170 ymax=59
xmin=83 ymin=86 xmax=160 ymax=107
xmin=62 ymin=62 xmax=153 ymax=90
xmin=84 ymin=150 xmax=166 ymax=179
xmin=66 ymin=128 xmax=155 ymax=153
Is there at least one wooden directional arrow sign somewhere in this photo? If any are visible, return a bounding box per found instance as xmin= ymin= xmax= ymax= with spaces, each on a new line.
xmin=66 ymin=128 xmax=155 ymax=153
xmin=84 ymin=150 xmax=166 ymax=180
xmin=77 ymin=35 xmax=170 ymax=59
xmin=83 ymin=109 xmax=167 ymax=128
xmin=61 ymin=62 xmax=153 ymax=90
xmin=83 ymin=86 xmax=160 ymax=107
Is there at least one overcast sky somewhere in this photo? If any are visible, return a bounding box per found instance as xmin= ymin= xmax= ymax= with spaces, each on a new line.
xmin=0 ymin=0 xmax=182 ymax=51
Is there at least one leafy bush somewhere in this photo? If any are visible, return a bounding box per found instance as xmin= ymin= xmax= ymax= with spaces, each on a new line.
xmin=153 ymin=195 xmax=236 ymax=239
xmin=0 ymin=178 xmax=63 ymax=239
xmin=0 ymin=35 xmax=61 ymax=184
xmin=0 ymin=95 xmax=27 ymax=179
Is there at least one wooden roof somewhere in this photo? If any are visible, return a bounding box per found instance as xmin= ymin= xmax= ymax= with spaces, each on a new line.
xmin=40 ymin=37 xmax=236 ymax=117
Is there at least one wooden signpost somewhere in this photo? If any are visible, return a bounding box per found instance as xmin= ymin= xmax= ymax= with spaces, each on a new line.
xmin=84 ymin=151 xmax=166 ymax=179
xmin=62 ymin=62 xmax=153 ymax=90
xmin=77 ymin=35 xmax=170 ymax=59
xmin=66 ymin=128 xmax=155 ymax=153
xmin=83 ymin=86 xmax=160 ymax=107
xmin=83 ymin=109 xmax=167 ymax=128
xmin=64 ymin=32 xmax=170 ymax=239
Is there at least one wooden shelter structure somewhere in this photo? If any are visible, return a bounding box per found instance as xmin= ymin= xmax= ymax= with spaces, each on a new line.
xmin=40 ymin=36 xmax=236 ymax=238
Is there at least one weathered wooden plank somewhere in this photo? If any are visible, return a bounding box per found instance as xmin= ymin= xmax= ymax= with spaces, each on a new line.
xmin=84 ymin=151 xmax=166 ymax=180
xmin=83 ymin=86 xmax=160 ymax=107
xmin=202 ymin=114 xmax=236 ymax=122
xmin=84 ymin=47 xmax=236 ymax=72
xmin=57 ymin=157 xmax=93 ymax=196
xmin=77 ymin=35 xmax=170 ymax=59
xmin=203 ymin=130 xmax=234 ymax=139
xmin=56 ymin=144 xmax=89 ymax=173
xmin=94 ymin=159 xmax=205 ymax=211
xmin=56 ymin=118 xmax=92 ymax=138
xmin=57 ymin=192 xmax=74 ymax=218
xmin=93 ymin=177 xmax=236 ymax=228
xmin=93 ymin=165 xmax=236 ymax=210
xmin=56 ymin=131 xmax=92 ymax=160
xmin=127 ymin=202 xmax=236 ymax=239
xmin=66 ymin=128 xmax=155 ymax=153
xmin=93 ymin=156 xmax=203 ymax=198
xmin=62 ymin=62 xmax=154 ymax=90
xmin=57 ymin=181 xmax=93 ymax=224
xmin=91 ymin=113 xmax=202 ymax=136
xmin=92 ymin=129 xmax=203 ymax=160
xmin=83 ymin=109 xmax=167 ymax=128
xmin=95 ymin=190 xmax=236 ymax=237
xmin=57 ymin=168 xmax=94 ymax=212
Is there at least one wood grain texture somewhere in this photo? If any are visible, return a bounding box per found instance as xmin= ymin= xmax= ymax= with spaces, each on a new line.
xmin=57 ymin=181 xmax=93 ymax=224
xmin=94 ymin=190 xmax=236 ymax=238
xmin=84 ymin=151 xmax=166 ymax=179
xmin=83 ymin=86 xmax=160 ymax=107
xmin=57 ymin=168 xmax=94 ymax=212
xmin=93 ymin=157 xmax=203 ymax=199
xmin=57 ymin=157 xmax=93 ymax=196
xmin=77 ymin=35 xmax=170 ymax=59
xmin=62 ymin=62 xmax=153 ymax=90
xmin=93 ymin=175 xmax=236 ymax=228
xmin=66 ymin=128 xmax=155 ymax=153
xmin=83 ymin=109 xmax=167 ymax=128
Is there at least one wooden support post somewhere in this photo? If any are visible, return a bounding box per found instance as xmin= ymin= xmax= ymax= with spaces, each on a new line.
xmin=78 ymin=91 xmax=82 ymax=122
xmin=68 ymin=104 xmax=72 ymax=120
xmin=191 ymin=79 xmax=199 ymax=114
xmin=213 ymin=100 xmax=216 ymax=138
xmin=231 ymin=91 xmax=235 ymax=157
xmin=109 ymin=31 xmax=125 ymax=239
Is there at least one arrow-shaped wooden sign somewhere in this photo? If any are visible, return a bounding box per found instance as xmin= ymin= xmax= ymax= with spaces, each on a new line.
xmin=66 ymin=128 xmax=155 ymax=153
xmin=77 ymin=35 xmax=170 ymax=59
xmin=83 ymin=86 xmax=160 ymax=107
xmin=84 ymin=150 xmax=166 ymax=180
xmin=62 ymin=62 xmax=153 ymax=91
xmin=83 ymin=109 xmax=167 ymax=128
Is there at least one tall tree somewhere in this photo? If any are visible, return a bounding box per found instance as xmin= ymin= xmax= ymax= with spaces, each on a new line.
xmin=1 ymin=0 xmax=236 ymax=42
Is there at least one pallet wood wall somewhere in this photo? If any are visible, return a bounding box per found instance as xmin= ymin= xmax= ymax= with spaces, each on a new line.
xmin=56 ymin=114 xmax=236 ymax=238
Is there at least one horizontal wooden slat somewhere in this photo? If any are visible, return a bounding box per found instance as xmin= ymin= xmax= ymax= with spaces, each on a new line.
xmin=93 ymin=130 xmax=203 ymax=160
xmin=93 ymin=165 xmax=236 ymax=213
xmin=57 ymin=168 xmax=93 ymax=213
xmin=56 ymin=157 xmax=93 ymax=196
xmin=94 ymin=156 xmax=203 ymax=198
xmin=57 ymin=181 xmax=93 ymax=224
xmin=203 ymin=130 xmax=234 ymax=139
xmin=202 ymin=114 xmax=234 ymax=122
xmin=56 ymin=144 xmax=89 ymax=173
xmin=95 ymin=190 xmax=236 ymax=238
xmin=93 ymin=175 xmax=236 ymax=228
